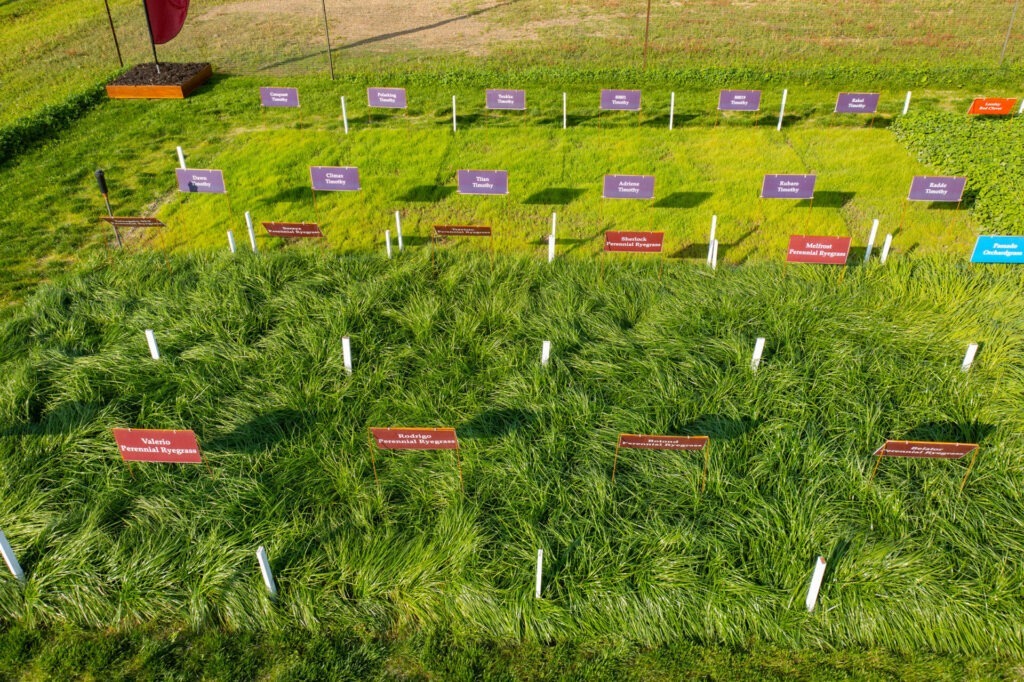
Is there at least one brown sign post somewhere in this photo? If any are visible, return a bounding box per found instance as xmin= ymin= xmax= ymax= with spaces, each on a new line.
xmin=369 ymin=427 xmax=462 ymax=490
xmin=614 ymin=434 xmax=710 ymax=490
xmin=869 ymin=440 xmax=980 ymax=490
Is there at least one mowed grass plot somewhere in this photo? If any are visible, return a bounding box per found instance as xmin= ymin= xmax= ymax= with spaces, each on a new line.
xmin=0 ymin=249 xmax=1022 ymax=656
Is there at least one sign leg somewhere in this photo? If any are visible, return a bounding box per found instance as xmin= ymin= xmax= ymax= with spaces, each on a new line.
xmin=611 ymin=444 xmax=620 ymax=483
xmin=455 ymin=448 xmax=464 ymax=493
xmin=701 ymin=448 xmax=709 ymax=493
xmin=960 ymin=448 xmax=979 ymax=492
xmin=869 ymin=451 xmax=884 ymax=482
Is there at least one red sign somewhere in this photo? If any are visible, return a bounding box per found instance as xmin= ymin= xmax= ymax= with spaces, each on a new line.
xmin=262 ymin=222 xmax=323 ymax=238
xmin=100 ymin=216 xmax=165 ymax=228
xmin=968 ymin=98 xmax=1017 ymax=115
xmin=604 ymin=231 xmax=664 ymax=253
xmin=371 ymin=428 xmax=459 ymax=450
xmin=786 ymin=235 xmax=851 ymax=264
xmin=112 ymin=428 xmax=202 ymax=464
xmin=618 ymin=434 xmax=708 ymax=450
xmin=877 ymin=440 xmax=978 ymax=459
xmin=434 ymin=225 xmax=492 ymax=237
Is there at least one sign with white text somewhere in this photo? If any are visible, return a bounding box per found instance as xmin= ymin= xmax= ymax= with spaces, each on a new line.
xmin=176 ymin=169 xmax=226 ymax=194
xmin=907 ymin=176 xmax=966 ymax=202
xmin=457 ymin=170 xmax=508 ymax=195
xmin=600 ymin=89 xmax=641 ymax=111
xmin=604 ymin=231 xmax=664 ymax=253
xmin=370 ymin=428 xmax=459 ymax=450
xmin=876 ymin=440 xmax=978 ymax=459
xmin=618 ymin=434 xmax=708 ymax=451
xmin=761 ymin=174 xmax=816 ymax=200
xmin=263 ymin=222 xmax=323 ymax=238
xmin=260 ymin=87 xmax=299 ymax=108
xmin=112 ymin=428 xmax=202 ymax=464
xmin=434 ymin=225 xmax=492 ymax=237
xmin=970 ymin=235 xmax=1024 ymax=263
xmin=718 ymin=90 xmax=761 ymax=111
xmin=786 ymin=235 xmax=852 ymax=264
xmin=968 ymin=97 xmax=1017 ymax=115
xmin=834 ymin=92 xmax=880 ymax=114
xmin=486 ymin=89 xmax=526 ymax=110
xmin=310 ymin=166 xmax=361 ymax=192
xmin=367 ymin=87 xmax=407 ymax=108
xmin=603 ymin=174 xmax=655 ymax=200
xmin=100 ymin=217 xmax=165 ymax=228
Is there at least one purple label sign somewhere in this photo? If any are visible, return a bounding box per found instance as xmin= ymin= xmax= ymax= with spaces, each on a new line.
xmin=486 ymin=89 xmax=526 ymax=110
xmin=761 ymin=174 xmax=816 ymax=200
xmin=176 ymin=169 xmax=226 ymax=194
xmin=907 ymin=176 xmax=966 ymax=202
xmin=457 ymin=170 xmax=509 ymax=196
xmin=367 ymin=87 xmax=407 ymax=109
xmin=834 ymin=92 xmax=880 ymax=114
xmin=260 ymin=87 xmax=300 ymax=108
xmin=718 ymin=90 xmax=762 ymax=111
xmin=603 ymin=175 xmax=655 ymax=200
xmin=310 ymin=166 xmax=361 ymax=192
xmin=600 ymin=89 xmax=641 ymax=111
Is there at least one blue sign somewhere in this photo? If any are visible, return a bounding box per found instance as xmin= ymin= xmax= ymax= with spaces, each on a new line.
xmin=970 ymin=235 xmax=1024 ymax=263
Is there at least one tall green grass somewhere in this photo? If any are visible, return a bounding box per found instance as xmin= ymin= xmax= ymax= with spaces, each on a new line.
xmin=0 ymin=249 xmax=1021 ymax=656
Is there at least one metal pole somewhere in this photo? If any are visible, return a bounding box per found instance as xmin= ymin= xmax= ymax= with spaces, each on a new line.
xmin=642 ymin=0 xmax=653 ymax=69
xmin=321 ymin=0 xmax=336 ymax=80
xmin=999 ymin=0 xmax=1020 ymax=67
xmin=103 ymin=0 xmax=123 ymax=68
xmin=141 ymin=0 xmax=160 ymax=74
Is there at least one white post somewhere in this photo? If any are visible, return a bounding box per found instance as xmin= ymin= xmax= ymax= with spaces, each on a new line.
xmin=551 ymin=212 xmax=557 ymax=238
xmin=548 ymin=234 xmax=556 ymax=263
xmin=176 ymin=146 xmax=186 ymax=169
xmin=541 ymin=340 xmax=551 ymax=367
xmin=1019 ymin=99 xmax=1024 ymax=115
xmin=145 ymin=329 xmax=160 ymax=360
xmin=669 ymin=91 xmax=675 ymax=130
xmin=902 ymin=91 xmax=912 ymax=116
xmin=0 ymin=530 xmax=24 ymax=582
xmin=864 ymin=219 xmax=879 ymax=262
xmin=711 ymin=240 xmax=719 ymax=270
xmin=256 ymin=546 xmax=277 ymax=597
xmin=707 ymin=215 xmax=717 ymax=265
xmin=806 ymin=556 xmax=827 ymax=612
xmin=452 ymin=96 xmax=457 ymax=133
xmin=777 ymin=89 xmax=788 ymax=131
xmin=562 ymin=92 xmax=567 ymax=129
xmin=880 ymin=234 xmax=893 ymax=263
xmin=341 ymin=96 xmax=349 ymax=134
xmin=535 ymin=549 xmax=543 ymax=598
xmin=395 ymin=211 xmax=403 ymax=251
xmin=385 ymin=229 xmax=392 ymax=259
xmin=245 ymin=212 xmax=257 ymax=253
xmin=227 ymin=230 xmax=236 ymax=254
xmin=751 ymin=337 xmax=765 ymax=371
xmin=962 ymin=343 xmax=979 ymax=372
xmin=342 ymin=336 xmax=353 ymax=375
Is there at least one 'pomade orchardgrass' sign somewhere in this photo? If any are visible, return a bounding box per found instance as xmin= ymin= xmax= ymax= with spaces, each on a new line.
xmin=457 ymin=170 xmax=509 ymax=196
xmin=786 ymin=235 xmax=852 ymax=264
xmin=970 ymin=235 xmax=1024 ymax=264
xmin=176 ymin=169 xmax=226 ymax=194
xmin=310 ymin=166 xmax=361 ymax=192
xmin=603 ymin=231 xmax=664 ymax=253
xmin=907 ymin=176 xmax=966 ymax=202
xmin=367 ymin=87 xmax=407 ymax=108
xmin=761 ymin=174 xmax=816 ymax=200
xmin=834 ymin=92 xmax=880 ymax=114
xmin=486 ymin=89 xmax=526 ymax=110
xmin=602 ymin=175 xmax=655 ymax=200
xmin=112 ymin=428 xmax=203 ymax=464
xmin=259 ymin=87 xmax=299 ymax=108
xmin=718 ymin=90 xmax=761 ymax=111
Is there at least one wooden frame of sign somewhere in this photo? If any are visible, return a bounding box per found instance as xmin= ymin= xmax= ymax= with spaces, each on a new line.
xmin=99 ymin=216 xmax=167 ymax=253
xmin=368 ymin=427 xmax=463 ymax=491
xmin=432 ymin=225 xmax=495 ymax=266
xmin=868 ymin=439 xmax=980 ymax=491
xmin=613 ymin=434 xmax=711 ymax=491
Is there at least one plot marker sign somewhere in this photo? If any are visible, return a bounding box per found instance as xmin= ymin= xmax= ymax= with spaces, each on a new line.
xmin=968 ymin=97 xmax=1017 ymax=115
xmin=786 ymin=236 xmax=851 ymax=265
xmin=369 ymin=427 xmax=462 ymax=489
xmin=834 ymin=92 xmax=880 ymax=114
xmin=970 ymin=236 xmax=1024 ymax=264
xmin=367 ymin=87 xmax=407 ymax=109
xmin=259 ymin=87 xmax=299 ymax=108
xmin=457 ymin=170 xmax=508 ymax=196
xmin=486 ymin=89 xmax=526 ymax=110
xmin=907 ymin=176 xmax=966 ymax=202
xmin=603 ymin=175 xmax=655 ymax=200
xmin=600 ymin=89 xmax=641 ymax=111
xmin=761 ymin=174 xmax=816 ymax=200
xmin=112 ymin=428 xmax=203 ymax=464
xmin=176 ymin=169 xmax=226 ymax=194
xmin=613 ymin=434 xmax=710 ymax=489
xmin=869 ymin=440 xmax=981 ymax=490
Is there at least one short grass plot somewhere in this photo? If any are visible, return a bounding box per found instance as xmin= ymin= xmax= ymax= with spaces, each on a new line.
xmin=613 ymin=434 xmax=710 ymax=489
xmin=369 ymin=427 xmax=463 ymax=489
xmin=869 ymin=440 xmax=980 ymax=490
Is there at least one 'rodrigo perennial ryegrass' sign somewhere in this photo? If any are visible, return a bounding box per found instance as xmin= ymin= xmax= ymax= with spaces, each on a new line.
xmin=603 ymin=175 xmax=655 ymax=199
xmin=970 ymin=235 xmax=1024 ymax=264
xmin=834 ymin=92 xmax=880 ymax=114
xmin=718 ymin=90 xmax=761 ymax=111
xmin=907 ymin=176 xmax=966 ymax=202
xmin=176 ymin=169 xmax=226 ymax=194
xmin=761 ymin=174 xmax=816 ymax=200
xmin=112 ymin=428 xmax=203 ymax=464
xmin=310 ymin=166 xmax=361 ymax=192
xmin=600 ymin=89 xmax=641 ymax=111
xmin=259 ymin=87 xmax=299 ymax=108
xmin=435 ymin=225 xmax=492 ymax=237
xmin=457 ymin=170 xmax=508 ymax=195
xmin=486 ymin=89 xmax=526 ymax=110
xmin=371 ymin=428 xmax=459 ymax=450
xmin=786 ymin=236 xmax=852 ymax=264
xmin=263 ymin=222 xmax=323 ymax=238
xmin=968 ymin=97 xmax=1017 ymax=115
xmin=604 ymin=231 xmax=664 ymax=253
xmin=367 ymin=87 xmax=407 ymax=108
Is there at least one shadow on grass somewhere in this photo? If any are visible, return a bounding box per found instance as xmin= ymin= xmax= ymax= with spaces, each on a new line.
xmin=902 ymin=420 xmax=995 ymax=444
xmin=797 ymin=191 xmax=855 ymax=209
xmin=675 ymin=415 xmax=763 ymax=440
xmin=669 ymin=228 xmax=755 ymax=260
xmin=206 ymin=409 xmax=307 ymax=452
xmin=523 ymin=188 xmax=585 ymax=205
xmin=398 ymin=185 xmax=456 ymax=202
xmin=266 ymin=186 xmax=314 ymax=205
xmin=653 ymin=192 xmax=712 ymax=209
xmin=460 ymin=408 xmax=538 ymax=439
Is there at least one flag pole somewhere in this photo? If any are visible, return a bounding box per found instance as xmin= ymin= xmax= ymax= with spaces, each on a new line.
xmin=103 ymin=0 xmax=124 ymax=68
xmin=141 ymin=0 xmax=161 ymax=74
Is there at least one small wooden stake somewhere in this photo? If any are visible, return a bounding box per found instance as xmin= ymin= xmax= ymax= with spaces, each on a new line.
xmin=541 ymin=340 xmax=551 ymax=367
xmin=750 ymin=337 xmax=765 ymax=371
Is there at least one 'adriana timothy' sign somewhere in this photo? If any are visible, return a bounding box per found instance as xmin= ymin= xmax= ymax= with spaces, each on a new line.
xmin=371 ymin=428 xmax=459 ymax=450
xmin=786 ymin=235 xmax=852 ymax=264
xmin=907 ymin=176 xmax=966 ymax=202
xmin=263 ymin=222 xmax=323 ymax=238
xmin=604 ymin=231 xmax=664 ymax=253
xmin=112 ymin=428 xmax=203 ymax=464
xmin=603 ymin=174 xmax=655 ymax=200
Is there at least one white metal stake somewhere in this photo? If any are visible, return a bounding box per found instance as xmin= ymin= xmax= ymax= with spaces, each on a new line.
xmin=145 ymin=329 xmax=160 ymax=360
xmin=385 ymin=229 xmax=392 ymax=259
xmin=806 ymin=556 xmax=827 ymax=612
xmin=535 ymin=549 xmax=543 ymax=598
xmin=1019 ymin=99 xmax=1024 ymax=115
xmin=962 ymin=343 xmax=979 ymax=372
xmin=548 ymin=234 xmax=555 ymax=263
xmin=864 ymin=219 xmax=879 ymax=262
xmin=341 ymin=96 xmax=349 ymax=134
xmin=452 ymin=96 xmax=457 ymax=133
xmin=342 ymin=336 xmax=353 ymax=375
xmin=880 ymin=234 xmax=893 ymax=263
xmin=245 ymin=211 xmax=257 ymax=253
xmin=551 ymin=212 xmax=557 ymax=238
xmin=562 ymin=92 xmax=567 ymax=129
xmin=227 ymin=230 xmax=236 ymax=254
xmin=777 ymin=89 xmax=788 ymax=131
xmin=669 ymin=91 xmax=675 ymax=130
xmin=256 ymin=546 xmax=277 ymax=597
xmin=751 ymin=337 xmax=765 ymax=371
xmin=176 ymin=146 xmax=186 ymax=169
xmin=711 ymin=239 xmax=719 ymax=270
xmin=707 ymin=215 xmax=718 ymax=265
xmin=902 ymin=91 xmax=912 ymax=115
xmin=395 ymin=211 xmax=403 ymax=250
xmin=0 ymin=531 xmax=24 ymax=582
xmin=541 ymin=340 xmax=551 ymax=367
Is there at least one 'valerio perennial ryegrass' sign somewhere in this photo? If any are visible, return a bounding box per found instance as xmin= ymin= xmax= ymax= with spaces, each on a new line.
xmin=367 ymin=87 xmax=407 ymax=108
xmin=970 ymin=235 xmax=1024 ymax=263
xmin=907 ymin=176 xmax=966 ymax=202
xmin=761 ymin=174 xmax=816 ymax=200
xmin=457 ymin=170 xmax=508 ymax=195
xmin=602 ymin=175 xmax=655 ymax=199
xmin=175 ymin=169 xmax=225 ymax=194
xmin=259 ymin=87 xmax=299 ymax=108
xmin=112 ymin=428 xmax=203 ymax=464
xmin=262 ymin=222 xmax=323 ymax=238
xmin=786 ymin=235 xmax=852 ymax=264
xmin=718 ymin=90 xmax=761 ymax=111
xmin=310 ymin=166 xmax=360 ymax=192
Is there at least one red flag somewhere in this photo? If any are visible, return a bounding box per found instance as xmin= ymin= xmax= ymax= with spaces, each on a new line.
xmin=145 ymin=0 xmax=190 ymax=44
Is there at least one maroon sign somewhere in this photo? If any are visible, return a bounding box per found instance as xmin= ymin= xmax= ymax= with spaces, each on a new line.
xmin=604 ymin=231 xmax=664 ymax=253
xmin=761 ymin=174 xmax=816 ymax=200
xmin=486 ymin=89 xmax=526 ymax=110
xmin=100 ymin=217 xmax=165 ymax=228
xmin=263 ymin=222 xmax=323 ymax=238
xmin=718 ymin=90 xmax=761 ymax=111
xmin=112 ymin=428 xmax=202 ymax=464
xmin=786 ymin=235 xmax=852 ymax=265
xmin=834 ymin=92 xmax=880 ymax=114
xmin=176 ymin=169 xmax=226 ymax=194
xmin=145 ymin=0 xmax=189 ymax=45
xmin=618 ymin=434 xmax=708 ymax=450
xmin=457 ymin=170 xmax=509 ymax=195
xmin=310 ymin=166 xmax=361 ymax=192
xmin=260 ymin=87 xmax=300 ymax=108
xmin=367 ymin=87 xmax=407 ymax=109
xmin=968 ymin=97 xmax=1017 ymax=115
xmin=877 ymin=440 xmax=978 ymax=459
xmin=603 ymin=175 xmax=655 ymax=200
xmin=600 ymin=89 xmax=641 ymax=111
xmin=907 ymin=176 xmax=966 ymax=202
xmin=371 ymin=428 xmax=459 ymax=450
xmin=434 ymin=225 xmax=492 ymax=237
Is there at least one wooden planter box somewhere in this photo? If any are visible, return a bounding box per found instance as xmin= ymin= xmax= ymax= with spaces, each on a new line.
xmin=106 ymin=63 xmax=212 ymax=100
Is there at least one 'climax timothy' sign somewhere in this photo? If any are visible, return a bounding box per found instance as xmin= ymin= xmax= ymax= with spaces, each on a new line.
xmin=603 ymin=174 xmax=655 ymax=199
xmin=968 ymin=97 xmax=1017 ymax=115
xmin=600 ymin=89 xmax=641 ymax=111
xmin=176 ymin=169 xmax=226 ymax=194
xmin=263 ymin=222 xmax=323 ymax=238
xmin=718 ymin=90 xmax=761 ymax=111
xmin=457 ymin=170 xmax=509 ymax=195
xmin=367 ymin=87 xmax=407 ymax=108
xmin=604 ymin=231 xmax=664 ymax=253
xmin=310 ymin=166 xmax=361 ymax=191
xmin=834 ymin=92 xmax=880 ymax=114
xmin=486 ymin=89 xmax=526 ymax=110
xmin=370 ymin=428 xmax=459 ymax=450
xmin=259 ymin=87 xmax=299 ymax=108
xmin=112 ymin=428 xmax=203 ymax=464
xmin=875 ymin=440 xmax=978 ymax=459
xmin=435 ymin=225 xmax=492 ymax=237
xmin=761 ymin=174 xmax=816 ymax=200
xmin=970 ymin=235 xmax=1024 ymax=264
xmin=907 ymin=176 xmax=966 ymax=202
xmin=786 ymin=235 xmax=852 ymax=265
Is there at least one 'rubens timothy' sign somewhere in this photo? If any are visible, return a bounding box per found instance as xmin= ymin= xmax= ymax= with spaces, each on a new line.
xmin=371 ymin=428 xmax=459 ymax=450
xmin=604 ymin=231 xmax=664 ymax=253
xmin=907 ymin=176 xmax=966 ymax=202
xmin=786 ymin=235 xmax=852 ymax=264
xmin=761 ymin=174 xmax=816 ymax=200
xmin=112 ymin=428 xmax=203 ymax=464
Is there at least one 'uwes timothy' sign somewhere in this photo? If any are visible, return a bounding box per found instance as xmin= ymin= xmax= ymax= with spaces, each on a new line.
xmin=718 ymin=90 xmax=761 ymax=111
xmin=370 ymin=428 xmax=459 ymax=450
xmin=263 ymin=222 xmax=323 ymax=238
xmin=603 ymin=175 xmax=655 ymax=199
xmin=604 ymin=231 xmax=664 ymax=253
xmin=875 ymin=440 xmax=978 ymax=459
xmin=310 ymin=166 xmax=360 ymax=191
xmin=259 ymin=87 xmax=299 ymax=108
xmin=786 ymin=236 xmax=852 ymax=264
xmin=600 ymin=89 xmax=641 ymax=111
xmin=907 ymin=176 xmax=966 ymax=202
xmin=457 ymin=170 xmax=508 ymax=195
xmin=112 ymin=428 xmax=202 ymax=464
xmin=968 ymin=97 xmax=1017 ymax=115
xmin=486 ymin=89 xmax=526 ymax=110
xmin=761 ymin=174 xmax=816 ymax=200
xmin=834 ymin=92 xmax=880 ymax=114
xmin=367 ymin=87 xmax=407 ymax=108
xmin=176 ymin=169 xmax=226 ymax=194
xmin=970 ymin=235 xmax=1024 ymax=263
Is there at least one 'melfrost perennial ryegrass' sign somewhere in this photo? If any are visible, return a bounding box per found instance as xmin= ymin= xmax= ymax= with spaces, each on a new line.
xmin=786 ymin=236 xmax=852 ymax=264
